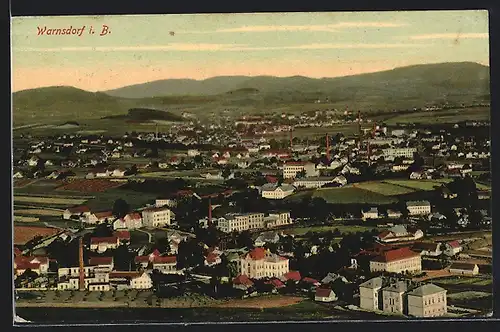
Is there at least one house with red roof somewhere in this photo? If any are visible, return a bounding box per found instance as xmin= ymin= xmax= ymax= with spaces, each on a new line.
xmin=239 ymin=248 xmax=289 ymax=279
xmin=204 ymin=252 xmax=222 ymax=267
xmin=90 ymin=236 xmax=120 ymax=253
xmin=113 ymin=230 xmax=131 ymax=243
xmin=109 ymin=271 xmax=153 ymax=290
xmin=281 ymin=271 xmax=301 ymax=283
xmin=233 ymin=274 xmax=254 ymax=290
xmin=63 ymin=205 xmax=91 ymax=220
xmin=88 ymin=256 xmax=114 ymax=270
xmin=315 ymin=287 xmax=338 ymax=302
xmin=82 ymin=211 xmax=114 ymax=224
xmin=134 ymin=252 xmax=179 ymax=274
xmin=14 ymin=256 xmax=49 ymax=277
xmin=370 ymin=247 xmax=422 ymax=274
xmin=265 ymin=278 xmax=285 ymax=290
xmin=444 ymin=240 xmax=463 ymax=256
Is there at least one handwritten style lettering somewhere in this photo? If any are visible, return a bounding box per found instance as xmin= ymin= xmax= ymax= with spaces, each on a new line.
xmin=37 ymin=26 xmax=86 ymax=37
xmin=100 ymin=25 xmax=110 ymax=36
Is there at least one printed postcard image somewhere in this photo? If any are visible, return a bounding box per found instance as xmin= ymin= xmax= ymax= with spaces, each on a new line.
xmin=11 ymin=10 xmax=492 ymax=325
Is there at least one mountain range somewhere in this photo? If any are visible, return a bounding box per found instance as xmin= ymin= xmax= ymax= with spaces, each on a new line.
xmin=13 ymin=62 xmax=491 ymax=126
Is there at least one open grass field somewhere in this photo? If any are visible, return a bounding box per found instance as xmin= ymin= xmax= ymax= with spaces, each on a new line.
xmin=313 ymin=186 xmax=397 ymax=204
xmin=283 ymin=224 xmax=379 ymax=236
xmin=353 ymin=181 xmax=416 ymax=196
xmin=14 ymin=208 xmax=63 ymax=217
xmin=383 ymin=179 xmax=452 ymax=191
xmin=14 ymin=195 xmax=88 ymax=206
xmin=14 ymin=216 xmax=40 ymax=222
xmin=383 ymin=108 xmax=490 ymax=125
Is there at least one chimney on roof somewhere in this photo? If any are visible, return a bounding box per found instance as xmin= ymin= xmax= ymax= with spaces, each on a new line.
xmin=78 ymin=237 xmax=85 ymax=291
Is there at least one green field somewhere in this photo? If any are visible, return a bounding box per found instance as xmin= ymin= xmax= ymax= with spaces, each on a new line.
xmin=313 ymin=187 xmax=398 ymax=204
xmin=384 ymin=108 xmax=490 ymax=125
xmin=353 ymin=181 xmax=417 ymax=196
xmin=383 ymin=179 xmax=452 ymax=191
xmin=284 ymin=224 xmax=379 ymax=236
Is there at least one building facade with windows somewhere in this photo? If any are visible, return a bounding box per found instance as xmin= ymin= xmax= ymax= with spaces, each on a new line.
xmin=239 ymin=248 xmax=289 ymax=279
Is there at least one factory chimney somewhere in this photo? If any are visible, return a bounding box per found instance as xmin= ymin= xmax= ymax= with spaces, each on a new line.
xmin=357 ymin=110 xmax=362 ymax=149
xmin=78 ymin=237 xmax=85 ymax=291
xmin=326 ymin=134 xmax=330 ymax=161
xmin=208 ymin=197 xmax=212 ymax=226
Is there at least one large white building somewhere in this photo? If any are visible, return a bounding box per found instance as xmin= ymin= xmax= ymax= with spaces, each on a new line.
xmin=382 ymin=147 xmax=417 ymax=159
xmin=407 ymin=284 xmax=447 ymax=317
xmin=359 ymin=277 xmax=383 ymax=311
xmin=282 ymin=161 xmax=318 ymax=179
xmin=382 ymin=281 xmax=408 ymax=314
xmin=261 ymin=184 xmax=295 ymax=199
xmin=238 ymin=247 xmax=289 ymax=279
xmin=141 ymin=207 xmax=175 ymax=227
xmin=406 ymin=201 xmax=431 ymax=216
xmin=370 ymin=247 xmax=422 ymax=274
xmin=293 ymin=177 xmax=336 ymax=189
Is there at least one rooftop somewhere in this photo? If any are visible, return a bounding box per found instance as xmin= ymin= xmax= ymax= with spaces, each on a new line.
xmin=359 ymin=277 xmax=384 ymax=289
xmin=407 ymin=284 xmax=446 ymax=297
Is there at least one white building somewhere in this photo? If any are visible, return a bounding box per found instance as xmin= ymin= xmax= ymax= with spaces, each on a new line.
xmin=362 ymin=208 xmax=379 ymax=221
xmin=282 ymin=161 xmax=318 ymax=179
xmin=141 ymin=207 xmax=175 ymax=227
xmin=359 ymin=277 xmax=383 ymax=311
xmin=293 ymin=177 xmax=336 ymax=189
xmin=382 ymin=281 xmax=407 ymax=314
xmin=382 ymin=148 xmax=417 ymax=159
xmin=407 ymin=284 xmax=447 ymax=318
xmin=238 ymin=247 xmax=289 ymax=279
xmin=406 ymin=201 xmax=431 ymax=216
xmin=155 ymin=198 xmax=177 ymax=208
xmin=261 ymin=184 xmax=295 ymax=199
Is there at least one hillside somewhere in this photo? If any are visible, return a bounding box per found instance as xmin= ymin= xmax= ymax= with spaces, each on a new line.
xmin=104 ymin=62 xmax=490 ymax=101
xmin=13 ymin=62 xmax=491 ymax=127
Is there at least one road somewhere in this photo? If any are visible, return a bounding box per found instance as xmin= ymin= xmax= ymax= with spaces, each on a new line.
xmin=136 ymin=228 xmax=153 ymax=243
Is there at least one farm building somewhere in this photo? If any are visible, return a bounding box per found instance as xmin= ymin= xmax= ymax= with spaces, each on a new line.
xmin=448 ymin=262 xmax=479 ymax=276
xmin=315 ymin=287 xmax=338 ymax=302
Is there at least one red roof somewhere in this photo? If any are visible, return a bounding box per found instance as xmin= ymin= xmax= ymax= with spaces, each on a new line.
xmin=94 ymin=211 xmax=113 ymax=219
xmin=233 ymin=274 xmax=254 ymax=286
xmin=14 ymin=247 xmax=22 ymax=256
xmin=125 ymin=213 xmax=142 ymax=220
xmin=448 ymin=240 xmax=461 ymax=248
xmin=265 ymin=278 xmax=285 ymax=289
xmin=109 ymin=271 xmax=142 ymax=279
xmin=372 ymin=247 xmax=420 ymax=263
xmin=88 ymin=256 xmax=113 ymax=266
xmin=266 ymin=176 xmax=278 ymax=183
xmin=134 ymin=256 xmax=150 ymax=263
xmin=15 ymin=256 xmax=48 ymax=270
xmin=68 ymin=205 xmax=91 ymax=213
xmin=150 ymin=249 xmax=161 ymax=257
xmin=206 ymin=252 xmax=220 ymax=263
xmin=114 ymin=230 xmax=131 ymax=240
xmin=90 ymin=236 xmax=118 ymax=245
xmin=283 ymin=271 xmax=301 ymax=281
xmin=153 ymin=256 xmax=177 ymax=264
xmin=302 ymin=277 xmax=320 ymax=285
xmin=316 ymin=287 xmax=334 ymax=297
xmin=248 ymin=247 xmax=266 ymax=260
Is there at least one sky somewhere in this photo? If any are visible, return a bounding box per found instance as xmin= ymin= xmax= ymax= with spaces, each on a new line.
xmin=11 ymin=10 xmax=490 ymax=92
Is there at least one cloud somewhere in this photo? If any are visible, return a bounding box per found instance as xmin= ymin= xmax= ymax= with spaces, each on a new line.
xmin=408 ymin=33 xmax=488 ymax=40
xmin=15 ymin=42 xmax=425 ymax=53
xmin=183 ymin=21 xmax=408 ymax=34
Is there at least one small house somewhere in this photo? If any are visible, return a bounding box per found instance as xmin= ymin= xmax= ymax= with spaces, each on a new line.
xmin=449 ymin=262 xmax=479 ymax=276
xmin=315 ymin=287 xmax=338 ymax=302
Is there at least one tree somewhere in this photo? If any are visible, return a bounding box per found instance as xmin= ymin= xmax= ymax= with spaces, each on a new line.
xmin=296 ymin=170 xmax=307 ymax=179
xmin=113 ymin=244 xmax=134 ymax=271
xmin=221 ymin=167 xmax=232 ymax=179
xmin=226 ymin=261 xmax=239 ymax=279
xmin=92 ymin=223 xmax=113 ymax=238
xmin=112 ymin=199 xmax=130 ymax=219
xmin=237 ymin=230 xmax=254 ymax=249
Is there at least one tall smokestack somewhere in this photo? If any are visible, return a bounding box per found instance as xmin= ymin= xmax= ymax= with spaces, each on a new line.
xmin=208 ymin=197 xmax=212 ymax=226
xmin=78 ymin=237 xmax=85 ymax=291
xmin=357 ymin=110 xmax=362 ymax=149
xmin=326 ymin=134 xmax=330 ymax=161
